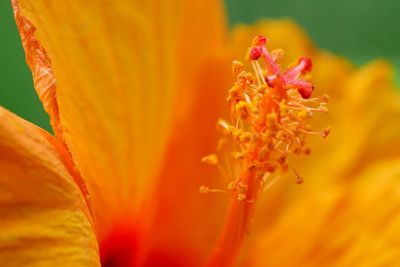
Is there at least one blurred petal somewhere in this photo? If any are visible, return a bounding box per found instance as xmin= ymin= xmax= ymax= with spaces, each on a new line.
xmin=0 ymin=107 xmax=99 ymax=266
xmin=296 ymin=61 xmax=400 ymax=188
xmin=332 ymin=61 xmax=400 ymax=174
xmin=246 ymin=158 xmax=400 ymax=267
xmin=12 ymin=0 xmax=226 ymax=237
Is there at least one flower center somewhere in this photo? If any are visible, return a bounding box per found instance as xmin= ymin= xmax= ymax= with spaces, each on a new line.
xmin=201 ymin=34 xmax=329 ymax=202
xmin=100 ymin=224 xmax=138 ymax=267
xmin=99 ymin=222 xmax=189 ymax=267
xmin=203 ymin=35 xmax=330 ymax=267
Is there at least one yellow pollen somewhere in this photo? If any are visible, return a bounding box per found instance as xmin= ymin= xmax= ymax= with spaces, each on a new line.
xmin=237 ymin=194 xmax=246 ymax=201
xmin=202 ymin=154 xmax=218 ymax=165
xmin=232 ymin=60 xmax=244 ymax=75
xmin=201 ymin=35 xmax=329 ymax=202
xmin=199 ymin=185 xmax=210 ymax=193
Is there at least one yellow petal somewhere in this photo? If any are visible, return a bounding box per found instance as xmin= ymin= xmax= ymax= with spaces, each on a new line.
xmin=246 ymin=158 xmax=400 ymax=267
xmin=0 ymin=107 xmax=99 ymax=267
xmin=12 ymin=0 xmax=226 ymax=238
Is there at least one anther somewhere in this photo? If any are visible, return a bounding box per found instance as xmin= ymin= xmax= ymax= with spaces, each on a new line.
xmin=235 ymin=101 xmax=251 ymax=119
xmin=318 ymin=103 xmax=329 ymax=113
xmin=240 ymin=132 xmax=253 ymax=143
xmin=237 ymin=194 xmax=247 ymax=201
xmin=228 ymin=182 xmax=237 ymax=191
xmin=321 ymin=94 xmax=330 ymax=102
xmin=293 ymin=169 xmax=304 ymax=185
xmin=232 ymin=152 xmax=245 ymax=161
xmin=321 ymin=127 xmax=331 ymax=138
xmin=202 ymin=154 xmax=218 ymax=165
xmin=232 ymin=60 xmax=244 ymax=75
xmin=296 ymin=176 xmax=304 ymax=185
xmin=199 ymin=186 xmax=210 ymax=194
xmin=217 ymin=119 xmax=230 ymax=132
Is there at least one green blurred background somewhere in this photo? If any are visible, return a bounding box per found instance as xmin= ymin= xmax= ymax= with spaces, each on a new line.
xmin=1 ymin=0 xmax=399 ymax=131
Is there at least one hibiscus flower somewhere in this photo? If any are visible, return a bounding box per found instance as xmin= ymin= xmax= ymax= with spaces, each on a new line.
xmin=1 ymin=0 xmax=400 ymax=267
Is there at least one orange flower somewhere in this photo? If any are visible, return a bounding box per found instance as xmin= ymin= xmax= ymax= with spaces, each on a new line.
xmin=1 ymin=1 xmax=399 ymax=267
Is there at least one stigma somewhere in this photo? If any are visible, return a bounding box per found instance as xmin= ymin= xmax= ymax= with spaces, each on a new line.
xmin=201 ymin=35 xmax=329 ymax=202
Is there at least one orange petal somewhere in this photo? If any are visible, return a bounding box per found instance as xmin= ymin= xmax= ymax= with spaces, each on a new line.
xmin=0 ymin=107 xmax=99 ymax=266
xmin=12 ymin=0 xmax=226 ymax=238
xmin=245 ymin=158 xmax=400 ymax=267
xmin=135 ymin=52 xmax=233 ymax=267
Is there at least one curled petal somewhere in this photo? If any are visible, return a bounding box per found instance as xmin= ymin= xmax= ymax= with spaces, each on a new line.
xmin=0 ymin=107 xmax=99 ymax=267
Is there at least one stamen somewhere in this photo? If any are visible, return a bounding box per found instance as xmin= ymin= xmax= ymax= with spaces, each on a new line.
xmin=202 ymin=35 xmax=330 ymax=200
xmin=204 ymin=35 xmax=330 ymax=267
xmin=199 ymin=186 xmax=228 ymax=195
xmin=232 ymin=60 xmax=244 ymax=75
xmin=293 ymin=168 xmax=304 ymax=185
